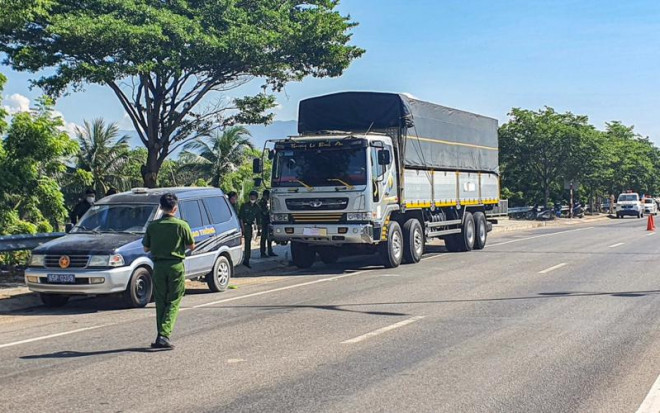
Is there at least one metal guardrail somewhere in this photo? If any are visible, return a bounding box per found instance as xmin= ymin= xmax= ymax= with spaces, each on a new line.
xmin=0 ymin=233 xmax=66 ymax=253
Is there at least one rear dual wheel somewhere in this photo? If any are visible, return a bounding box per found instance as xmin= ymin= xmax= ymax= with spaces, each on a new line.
xmin=402 ymin=219 xmax=424 ymax=264
xmin=445 ymin=212 xmax=476 ymax=252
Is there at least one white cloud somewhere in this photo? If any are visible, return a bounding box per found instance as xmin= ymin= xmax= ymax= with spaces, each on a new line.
xmin=3 ymin=93 xmax=31 ymax=114
xmin=52 ymin=110 xmax=81 ymax=136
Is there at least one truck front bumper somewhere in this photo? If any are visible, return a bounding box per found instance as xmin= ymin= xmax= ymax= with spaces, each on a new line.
xmin=25 ymin=266 xmax=134 ymax=295
xmin=271 ymin=223 xmax=377 ymax=245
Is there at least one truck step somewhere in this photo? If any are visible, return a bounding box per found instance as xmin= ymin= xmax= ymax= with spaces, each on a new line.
xmin=427 ymin=219 xmax=462 ymax=229
xmin=427 ymin=228 xmax=462 ymax=238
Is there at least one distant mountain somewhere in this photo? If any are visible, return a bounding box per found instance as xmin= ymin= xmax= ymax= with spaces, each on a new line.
xmin=118 ymin=120 xmax=298 ymax=157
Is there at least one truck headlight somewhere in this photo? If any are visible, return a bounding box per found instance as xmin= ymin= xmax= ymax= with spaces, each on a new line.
xmin=29 ymin=254 xmax=45 ymax=267
xmin=88 ymin=254 xmax=125 ymax=268
xmin=271 ymin=213 xmax=289 ymax=222
xmin=347 ymin=212 xmax=370 ymax=221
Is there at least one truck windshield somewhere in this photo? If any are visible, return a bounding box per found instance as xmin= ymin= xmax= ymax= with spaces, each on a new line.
xmin=73 ymin=204 xmax=158 ymax=234
xmin=272 ymin=147 xmax=367 ymax=188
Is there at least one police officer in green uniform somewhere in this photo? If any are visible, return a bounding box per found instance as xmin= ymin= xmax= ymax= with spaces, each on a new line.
xmin=258 ymin=190 xmax=277 ymax=258
xmin=239 ymin=190 xmax=261 ymax=268
xmin=143 ymin=193 xmax=195 ymax=349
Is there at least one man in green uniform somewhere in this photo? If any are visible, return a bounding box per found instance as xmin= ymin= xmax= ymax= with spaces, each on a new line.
xmin=143 ymin=193 xmax=195 ymax=349
xmin=239 ymin=190 xmax=261 ymax=268
xmin=258 ymin=189 xmax=277 ymax=258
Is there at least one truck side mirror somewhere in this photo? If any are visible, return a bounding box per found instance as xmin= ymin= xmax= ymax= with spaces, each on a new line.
xmin=253 ymin=177 xmax=263 ymax=188
xmin=378 ymin=150 xmax=391 ymax=165
xmin=252 ymin=158 xmax=263 ymax=174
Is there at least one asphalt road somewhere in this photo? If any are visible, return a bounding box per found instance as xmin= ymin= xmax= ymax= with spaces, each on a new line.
xmin=1 ymin=218 xmax=659 ymax=413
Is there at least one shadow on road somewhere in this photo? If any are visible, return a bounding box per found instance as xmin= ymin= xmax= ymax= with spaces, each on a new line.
xmin=20 ymin=347 xmax=169 ymax=359
xmin=202 ymin=289 xmax=660 ymax=313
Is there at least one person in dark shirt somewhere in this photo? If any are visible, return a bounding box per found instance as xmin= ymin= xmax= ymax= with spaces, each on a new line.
xmin=258 ymin=190 xmax=276 ymax=258
xmin=227 ymin=191 xmax=239 ymax=216
xmin=239 ymin=190 xmax=261 ymax=268
xmin=143 ymin=193 xmax=195 ymax=349
xmin=69 ymin=189 xmax=96 ymax=224
xmin=105 ymin=187 xmax=118 ymax=197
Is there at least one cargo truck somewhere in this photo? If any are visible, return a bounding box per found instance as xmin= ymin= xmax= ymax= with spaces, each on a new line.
xmin=255 ymin=92 xmax=500 ymax=268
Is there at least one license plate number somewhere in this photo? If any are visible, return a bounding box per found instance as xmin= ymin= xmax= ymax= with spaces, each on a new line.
xmin=47 ymin=274 xmax=76 ymax=284
xmin=303 ymin=227 xmax=327 ymax=236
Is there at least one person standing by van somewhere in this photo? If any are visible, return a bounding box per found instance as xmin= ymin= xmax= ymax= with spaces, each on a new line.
xmin=227 ymin=191 xmax=239 ymax=216
xmin=239 ymin=190 xmax=261 ymax=268
xmin=258 ymin=190 xmax=277 ymax=258
xmin=69 ymin=188 xmax=96 ymax=224
xmin=143 ymin=193 xmax=195 ymax=349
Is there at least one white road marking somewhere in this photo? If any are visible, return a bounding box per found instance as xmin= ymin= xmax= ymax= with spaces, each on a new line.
xmin=636 ymin=373 xmax=660 ymax=413
xmin=0 ymin=324 xmax=110 ymax=350
xmin=190 ymin=270 xmax=370 ymax=309
xmin=227 ymin=358 xmax=246 ymax=364
xmin=380 ymin=274 xmax=401 ymax=277
xmin=486 ymin=227 xmax=594 ymax=248
xmin=608 ymin=242 xmax=625 ymax=248
xmin=539 ymin=263 xmax=567 ymax=274
xmin=341 ymin=316 xmax=425 ymax=344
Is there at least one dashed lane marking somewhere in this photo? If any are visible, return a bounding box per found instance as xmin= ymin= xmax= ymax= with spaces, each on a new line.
xmin=636 ymin=373 xmax=660 ymax=413
xmin=539 ymin=263 xmax=567 ymax=274
xmin=341 ymin=316 xmax=425 ymax=344
xmin=608 ymin=242 xmax=625 ymax=248
xmin=0 ymin=324 xmax=111 ymax=350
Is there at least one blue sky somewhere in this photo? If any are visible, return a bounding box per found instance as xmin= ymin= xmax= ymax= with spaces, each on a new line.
xmin=2 ymin=0 xmax=660 ymax=141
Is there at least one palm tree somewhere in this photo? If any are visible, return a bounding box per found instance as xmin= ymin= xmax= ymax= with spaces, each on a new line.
xmin=75 ymin=118 xmax=131 ymax=194
xmin=179 ymin=126 xmax=255 ymax=187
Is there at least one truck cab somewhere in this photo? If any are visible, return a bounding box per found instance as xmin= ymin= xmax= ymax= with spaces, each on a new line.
xmin=268 ymin=133 xmax=397 ymax=266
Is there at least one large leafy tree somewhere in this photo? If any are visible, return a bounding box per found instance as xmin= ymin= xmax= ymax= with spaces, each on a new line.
xmin=75 ymin=118 xmax=130 ymax=195
xmin=179 ymin=126 xmax=254 ymax=187
xmin=0 ymin=97 xmax=78 ymax=233
xmin=0 ymin=0 xmax=364 ymax=187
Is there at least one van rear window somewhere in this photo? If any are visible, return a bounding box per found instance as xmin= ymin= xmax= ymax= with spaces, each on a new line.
xmin=203 ymin=197 xmax=232 ymax=224
xmin=179 ymin=200 xmax=205 ymax=229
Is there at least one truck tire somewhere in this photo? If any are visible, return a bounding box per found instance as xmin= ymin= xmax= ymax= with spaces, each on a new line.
xmin=291 ymin=241 xmax=315 ymax=269
xmin=207 ymin=254 xmax=232 ymax=292
xmin=444 ymin=213 xmax=476 ymax=252
xmin=318 ymin=248 xmax=340 ymax=265
xmin=122 ymin=267 xmax=153 ymax=308
xmin=473 ymin=212 xmax=487 ymax=250
xmin=380 ymin=221 xmax=403 ymax=268
xmin=40 ymin=293 xmax=69 ymax=308
xmin=402 ymin=218 xmax=424 ymax=263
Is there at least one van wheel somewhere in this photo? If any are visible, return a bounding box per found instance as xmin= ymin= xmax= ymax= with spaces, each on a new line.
xmin=291 ymin=241 xmax=315 ymax=269
xmin=122 ymin=267 xmax=152 ymax=308
xmin=402 ymin=218 xmax=424 ymax=263
xmin=207 ymin=255 xmax=232 ymax=292
xmin=40 ymin=293 xmax=69 ymax=308
xmin=380 ymin=221 xmax=403 ymax=268
xmin=473 ymin=212 xmax=487 ymax=250
xmin=318 ymin=248 xmax=340 ymax=265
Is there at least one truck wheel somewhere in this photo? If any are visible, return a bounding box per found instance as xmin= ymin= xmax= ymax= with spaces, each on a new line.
xmin=380 ymin=221 xmax=403 ymax=268
xmin=291 ymin=241 xmax=315 ymax=269
xmin=318 ymin=248 xmax=340 ymax=265
xmin=122 ymin=267 xmax=153 ymax=308
xmin=402 ymin=218 xmax=424 ymax=263
xmin=207 ymin=254 xmax=232 ymax=292
xmin=448 ymin=212 xmax=476 ymax=252
xmin=473 ymin=212 xmax=487 ymax=250
xmin=40 ymin=293 xmax=69 ymax=308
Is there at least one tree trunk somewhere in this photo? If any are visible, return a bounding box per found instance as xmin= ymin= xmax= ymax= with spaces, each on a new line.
xmin=142 ymin=149 xmax=160 ymax=188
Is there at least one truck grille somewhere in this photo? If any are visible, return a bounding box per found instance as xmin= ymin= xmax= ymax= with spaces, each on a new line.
xmin=291 ymin=213 xmax=343 ymax=223
xmin=286 ymin=198 xmax=349 ymax=211
xmin=45 ymin=255 xmax=89 ymax=269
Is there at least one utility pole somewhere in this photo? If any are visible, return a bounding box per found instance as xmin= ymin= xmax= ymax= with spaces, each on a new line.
xmin=569 ymin=182 xmax=574 ymax=219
